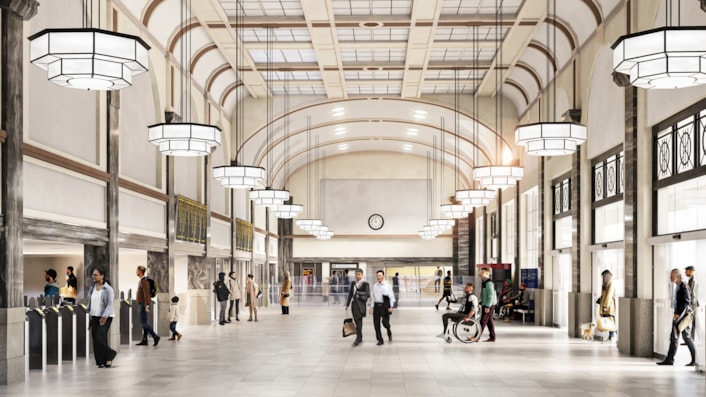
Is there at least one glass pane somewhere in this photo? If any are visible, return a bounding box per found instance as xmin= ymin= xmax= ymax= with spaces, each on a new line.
xmin=656 ymin=129 xmax=673 ymax=180
xmin=606 ymin=155 xmax=618 ymax=197
xmin=594 ymin=201 xmax=624 ymax=243
xmin=700 ymin=110 xmax=706 ymax=167
xmin=594 ymin=164 xmax=604 ymax=201
xmin=676 ymin=118 xmax=695 ymax=174
xmin=657 ymin=175 xmax=706 ymax=234
xmin=554 ymin=184 xmax=561 ymax=215
xmin=562 ymin=180 xmax=570 ymax=212
xmin=554 ymin=216 xmax=572 ymax=249
xmin=618 ymin=151 xmax=625 ymax=194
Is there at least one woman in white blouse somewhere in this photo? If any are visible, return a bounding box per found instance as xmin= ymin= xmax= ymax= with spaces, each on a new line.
xmin=86 ymin=267 xmax=117 ymax=368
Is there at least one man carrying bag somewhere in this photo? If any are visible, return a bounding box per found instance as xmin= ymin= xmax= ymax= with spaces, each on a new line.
xmin=345 ymin=269 xmax=370 ymax=347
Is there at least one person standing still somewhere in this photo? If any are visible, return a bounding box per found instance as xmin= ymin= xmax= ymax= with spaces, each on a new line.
xmin=86 ymin=267 xmax=117 ymax=368
xmin=434 ymin=266 xmax=442 ymax=293
xmin=370 ymin=270 xmax=396 ymax=345
xmin=135 ymin=266 xmax=160 ymax=346
xmin=227 ymin=272 xmax=242 ymax=322
xmin=392 ymin=272 xmax=400 ymax=308
xmin=436 ymin=271 xmax=453 ymax=311
xmin=213 ymin=272 xmax=230 ymax=325
xmin=64 ymin=266 xmax=78 ymax=305
xmin=345 ymin=269 xmax=370 ymax=347
xmin=685 ymin=266 xmax=699 ymax=341
xmin=245 ymin=274 xmax=259 ymax=322
xmin=470 ymin=268 xmax=497 ymax=342
xmin=280 ymin=271 xmax=292 ymax=315
xmin=657 ymin=269 xmax=696 ymax=366
xmin=331 ymin=272 xmax=340 ymax=304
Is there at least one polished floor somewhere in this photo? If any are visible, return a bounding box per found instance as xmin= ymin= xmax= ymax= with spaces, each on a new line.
xmin=1 ymin=304 xmax=704 ymax=397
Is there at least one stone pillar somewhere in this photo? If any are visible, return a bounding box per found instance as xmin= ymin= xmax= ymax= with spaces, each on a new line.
xmin=278 ymin=213 xmax=293 ymax=276
xmin=107 ymin=92 xmax=120 ymax=292
xmin=0 ymin=1 xmax=39 ymax=385
xmin=538 ymin=159 xmax=545 ymax=289
xmin=187 ymin=256 xmax=210 ymax=324
xmin=569 ymin=148 xmax=583 ymax=337
xmin=147 ymin=252 xmax=169 ymax=336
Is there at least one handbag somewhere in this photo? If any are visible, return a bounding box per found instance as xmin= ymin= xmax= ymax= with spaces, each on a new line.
xmin=283 ymin=293 xmax=290 ymax=298
xmin=342 ymin=318 xmax=356 ymax=337
xmin=597 ymin=316 xmax=616 ymax=332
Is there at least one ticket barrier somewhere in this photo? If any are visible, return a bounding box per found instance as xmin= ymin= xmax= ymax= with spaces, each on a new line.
xmin=59 ymin=305 xmax=76 ymax=362
xmin=26 ymin=308 xmax=46 ymax=370
xmin=120 ymin=299 xmax=132 ymax=344
xmin=44 ymin=306 xmax=62 ymax=366
xmin=74 ymin=304 xmax=90 ymax=358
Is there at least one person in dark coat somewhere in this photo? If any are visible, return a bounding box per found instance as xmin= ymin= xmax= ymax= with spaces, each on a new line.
xmin=213 ymin=272 xmax=230 ymax=325
xmin=345 ymin=269 xmax=370 ymax=347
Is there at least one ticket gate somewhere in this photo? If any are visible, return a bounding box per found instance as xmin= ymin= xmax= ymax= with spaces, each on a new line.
xmin=120 ymin=299 xmax=132 ymax=344
xmin=44 ymin=306 xmax=62 ymax=366
xmin=74 ymin=304 xmax=90 ymax=358
xmin=58 ymin=305 xmax=76 ymax=362
xmin=26 ymin=308 xmax=46 ymax=370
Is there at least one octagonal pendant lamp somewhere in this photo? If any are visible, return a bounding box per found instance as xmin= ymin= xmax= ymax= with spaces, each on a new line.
xmin=295 ymin=219 xmax=322 ymax=231
xmin=440 ymin=204 xmax=473 ymax=218
xmin=515 ymin=122 xmax=587 ymax=156
xmin=29 ymin=28 xmax=150 ymax=90
xmin=613 ymin=26 xmax=706 ymax=89
xmin=148 ymin=123 xmax=222 ymax=156
xmin=249 ymin=188 xmax=289 ymax=207
xmin=455 ymin=189 xmax=496 ymax=206
xmin=213 ymin=165 xmax=266 ymax=189
xmin=272 ymin=204 xmax=304 ymax=219
xmin=473 ymin=165 xmax=524 ymax=190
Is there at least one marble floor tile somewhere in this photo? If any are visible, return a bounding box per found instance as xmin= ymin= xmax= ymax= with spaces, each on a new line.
xmin=0 ymin=306 xmax=703 ymax=397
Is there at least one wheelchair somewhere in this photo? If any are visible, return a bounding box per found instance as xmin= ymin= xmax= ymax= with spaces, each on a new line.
xmin=444 ymin=311 xmax=481 ymax=344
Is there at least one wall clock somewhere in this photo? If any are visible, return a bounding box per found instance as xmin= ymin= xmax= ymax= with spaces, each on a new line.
xmin=368 ymin=214 xmax=384 ymax=230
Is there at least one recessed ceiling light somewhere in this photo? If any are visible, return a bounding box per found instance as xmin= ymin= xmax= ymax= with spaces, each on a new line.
xmin=337 ymin=144 xmax=348 ymax=150
xmin=414 ymin=110 xmax=427 ymax=115
xmin=331 ymin=107 xmax=344 ymax=112
xmin=402 ymin=144 xmax=413 ymax=151
xmin=407 ymin=128 xmax=419 ymax=136
xmin=334 ymin=127 xmax=347 ymax=135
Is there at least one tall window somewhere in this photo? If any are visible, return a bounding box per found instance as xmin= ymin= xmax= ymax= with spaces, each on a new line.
xmin=553 ymin=176 xmax=572 ymax=249
xmin=654 ymin=106 xmax=706 ymax=235
xmin=523 ymin=188 xmax=539 ymax=268
xmin=476 ymin=216 xmax=485 ymax=264
xmin=502 ymin=200 xmax=515 ymax=263
xmin=592 ymin=147 xmax=625 ymax=244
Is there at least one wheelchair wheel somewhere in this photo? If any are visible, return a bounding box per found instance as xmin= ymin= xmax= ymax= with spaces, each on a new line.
xmin=445 ymin=336 xmax=452 ymax=344
xmin=454 ymin=320 xmax=480 ymax=343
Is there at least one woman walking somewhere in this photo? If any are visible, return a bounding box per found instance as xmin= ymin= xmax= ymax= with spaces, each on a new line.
xmin=246 ymin=274 xmax=259 ymax=322
xmin=86 ymin=267 xmax=117 ymax=368
xmin=597 ymin=269 xmax=617 ymax=342
xmin=280 ymin=271 xmax=292 ymax=315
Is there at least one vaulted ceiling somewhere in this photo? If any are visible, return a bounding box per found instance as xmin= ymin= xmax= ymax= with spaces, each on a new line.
xmin=115 ymin=0 xmax=623 ymax=187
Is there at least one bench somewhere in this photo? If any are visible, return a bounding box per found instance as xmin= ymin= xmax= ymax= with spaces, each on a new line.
xmin=514 ymin=300 xmax=535 ymax=324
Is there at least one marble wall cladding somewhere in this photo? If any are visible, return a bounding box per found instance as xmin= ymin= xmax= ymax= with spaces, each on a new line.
xmin=84 ymin=245 xmax=109 ymax=296
xmin=278 ymin=218 xmax=292 ymax=275
xmin=187 ymin=256 xmax=209 ymax=289
xmin=147 ymin=251 xmax=169 ymax=293
xmin=618 ymin=297 xmax=632 ymax=355
xmin=457 ymin=216 xmax=470 ymax=276
xmin=571 ymin=149 xmax=582 ymax=293
xmin=624 ymin=87 xmax=638 ymax=298
xmin=538 ymin=161 xmax=545 ymax=289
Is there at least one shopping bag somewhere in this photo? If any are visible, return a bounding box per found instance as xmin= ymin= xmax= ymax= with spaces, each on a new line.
xmin=342 ymin=318 xmax=356 ymax=337
xmin=597 ymin=316 xmax=616 ymax=332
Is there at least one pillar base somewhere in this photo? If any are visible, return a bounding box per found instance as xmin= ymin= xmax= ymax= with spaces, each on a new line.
xmin=188 ymin=289 xmax=211 ymax=325
xmin=533 ymin=289 xmax=553 ymax=326
xmin=618 ymin=297 xmax=653 ymax=357
xmin=569 ymin=292 xmax=593 ymax=338
xmin=108 ymin=300 xmax=121 ymax=353
xmin=0 ymin=308 xmax=26 ymax=384
xmin=156 ymin=293 xmax=171 ymax=336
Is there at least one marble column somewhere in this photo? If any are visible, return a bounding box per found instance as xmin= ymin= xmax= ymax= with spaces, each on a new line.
xmin=1 ymin=0 xmax=40 ymax=370
xmin=278 ymin=215 xmax=293 ymax=276
xmin=147 ymin=251 xmax=169 ymax=336
xmin=455 ymin=216 xmax=470 ymax=276
xmin=187 ymin=256 xmax=210 ymax=324
xmin=538 ymin=159 xmax=545 ymax=289
xmin=569 ymin=148 xmax=584 ymax=337
xmin=495 ymin=189 xmax=502 ymax=263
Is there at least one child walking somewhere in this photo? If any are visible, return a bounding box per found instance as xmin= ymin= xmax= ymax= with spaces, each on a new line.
xmin=167 ymin=296 xmax=183 ymax=341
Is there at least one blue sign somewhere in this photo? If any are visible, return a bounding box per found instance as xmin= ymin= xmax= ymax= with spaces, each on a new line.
xmin=521 ymin=269 xmax=538 ymax=289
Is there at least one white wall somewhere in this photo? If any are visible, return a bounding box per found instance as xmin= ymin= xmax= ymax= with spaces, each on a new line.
xmin=117 ymin=249 xmax=148 ymax=297
xmin=24 ymin=255 xmax=84 ymax=301
xmin=294 ymin=237 xmax=452 ymax=258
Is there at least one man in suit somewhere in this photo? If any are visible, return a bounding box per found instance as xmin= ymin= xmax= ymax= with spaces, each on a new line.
xmin=370 ymin=270 xmax=396 ymax=345
xmin=345 ymin=268 xmax=370 ymax=347
xmin=657 ymin=268 xmax=696 ymax=366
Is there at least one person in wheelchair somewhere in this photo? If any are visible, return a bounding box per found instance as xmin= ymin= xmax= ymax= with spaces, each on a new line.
xmin=436 ymin=283 xmax=478 ymax=338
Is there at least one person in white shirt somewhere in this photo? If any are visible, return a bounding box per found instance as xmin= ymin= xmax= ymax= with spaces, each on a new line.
xmin=227 ymin=271 xmax=242 ymax=322
xmin=369 ymin=270 xmax=396 ymax=345
xmin=167 ymin=296 xmax=182 ymax=341
xmin=86 ymin=267 xmax=116 ymax=368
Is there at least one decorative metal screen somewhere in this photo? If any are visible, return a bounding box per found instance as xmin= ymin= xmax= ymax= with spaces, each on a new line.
xmin=700 ymin=110 xmax=706 ymax=168
xmin=553 ymin=177 xmax=571 ymax=216
xmin=676 ymin=118 xmax=695 ymax=174
xmin=236 ymin=218 xmax=253 ymax=252
xmin=593 ymin=150 xmax=624 ymax=204
xmin=655 ymin=110 xmax=706 ymax=185
xmin=176 ymin=195 xmax=207 ymax=244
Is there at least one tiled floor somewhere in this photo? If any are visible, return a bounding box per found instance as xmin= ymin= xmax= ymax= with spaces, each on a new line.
xmin=1 ymin=305 xmax=704 ymax=397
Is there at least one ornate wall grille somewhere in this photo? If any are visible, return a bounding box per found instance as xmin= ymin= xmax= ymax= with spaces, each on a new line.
xmin=655 ymin=109 xmax=706 ymax=186
xmin=553 ymin=177 xmax=571 ymax=218
xmin=176 ymin=195 xmax=207 ymax=244
xmin=236 ymin=218 xmax=253 ymax=252
xmin=593 ymin=150 xmax=624 ymax=204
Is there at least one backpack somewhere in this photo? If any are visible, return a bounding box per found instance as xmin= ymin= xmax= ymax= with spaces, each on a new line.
xmin=146 ymin=278 xmax=158 ymax=298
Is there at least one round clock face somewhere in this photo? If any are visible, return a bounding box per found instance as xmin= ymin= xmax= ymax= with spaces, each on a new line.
xmin=368 ymin=214 xmax=384 ymax=230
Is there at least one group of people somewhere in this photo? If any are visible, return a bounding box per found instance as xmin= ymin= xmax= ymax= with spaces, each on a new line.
xmin=213 ymin=272 xmax=260 ymax=323
xmin=42 ymin=266 xmax=78 ymax=305
xmin=345 ymin=269 xmax=396 ymax=346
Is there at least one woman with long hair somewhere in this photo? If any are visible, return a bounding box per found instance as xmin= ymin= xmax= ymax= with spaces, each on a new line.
xmin=86 ymin=267 xmax=117 ymax=368
xmin=597 ymin=269 xmax=617 ymax=342
xmin=280 ymin=271 xmax=292 ymax=315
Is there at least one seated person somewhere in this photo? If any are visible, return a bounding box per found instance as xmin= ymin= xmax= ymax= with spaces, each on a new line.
xmin=512 ymin=283 xmax=531 ymax=311
xmin=499 ymin=279 xmax=517 ymax=307
xmin=436 ymin=283 xmax=478 ymax=338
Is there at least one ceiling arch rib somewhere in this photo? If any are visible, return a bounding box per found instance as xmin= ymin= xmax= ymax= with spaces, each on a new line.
xmin=545 ymin=17 xmax=577 ymax=51
xmin=206 ymin=64 xmax=233 ymax=93
xmin=209 ymin=68 xmax=238 ymax=104
xmin=219 ymin=82 xmax=242 ymax=109
xmin=506 ymin=68 xmax=539 ymax=104
xmin=191 ymin=44 xmax=219 ymax=72
xmin=504 ymin=80 xmax=529 ymax=106
xmin=515 ymin=61 xmax=543 ymax=91
xmin=580 ymin=0 xmax=603 ymax=25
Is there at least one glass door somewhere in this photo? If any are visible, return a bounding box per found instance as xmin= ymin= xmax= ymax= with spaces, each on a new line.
xmin=552 ymin=253 xmax=572 ymax=328
xmin=591 ymin=249 xmax=624 ymax=340
xmin=654 ymin=240 xmax=705 ymax=367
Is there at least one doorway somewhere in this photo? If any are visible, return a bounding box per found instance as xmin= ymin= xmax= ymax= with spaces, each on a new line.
xmin=552 ymin=253 xmax=572 ymax=328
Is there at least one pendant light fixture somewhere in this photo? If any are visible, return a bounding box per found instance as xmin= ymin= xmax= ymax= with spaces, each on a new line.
xmin=296 ymin=118 xmax=323 ymax=231
xmin=612 ymin=0 xmax=706 ymax=89
xmin=148 ymin=0 xmax=220 ymax=156
xmin=29 ymin=0 xmax=150 ymax=90
xmin=313 ymin=147 xmax=334 ymax=239
xmin=250 ymin=26 xmax=289 ymax=206
xmin=420 ymin=152 xmax=443 ymax=240
xmin=272 ymin=73 xmax=304 ymax=219
xmin=515 ymin=0 xmax=586 ymax=155
xmin=474 ymin=1 xmax=523 ymax=189
xmin=429 ymin=135 xmax=455 ymax=230
xmin=213 ymin=0 xmax=265 ymax=188
xmin=454 ymin=31 xmax=497 ymax=205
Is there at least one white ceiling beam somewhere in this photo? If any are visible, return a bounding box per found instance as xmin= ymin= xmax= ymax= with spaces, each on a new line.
xmin=400 ymin=0 xmax=444 ymax=98
xmin=299 ymin=0 xmax=345 ymax=99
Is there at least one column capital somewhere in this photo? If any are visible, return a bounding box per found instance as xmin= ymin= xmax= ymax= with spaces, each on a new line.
xmin=0 ymin=0 xmax=40 ymax=20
